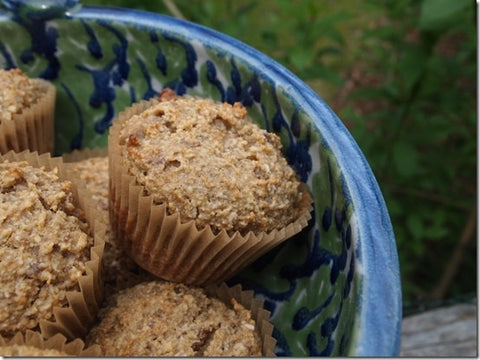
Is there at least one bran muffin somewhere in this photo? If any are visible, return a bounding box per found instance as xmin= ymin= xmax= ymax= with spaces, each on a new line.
xmin=0 ymin=330 xmax=101 ymax=356
xmin=118 ymin=89 xmax=305 ymax=235
xmin=67 ymin=154 xmax=109 ymax=212
xmin=0 ymin=344 xmax=69 ymax=356
xmin=108 ymin=89 xmax=312 ymax=284
xmin=64 ymin=149 xmax=154 ymax=301
xmin=0 ymin=151 xmax=104 ymax=340
xmin=0 ymin=68 xmax=56 ymax=154
xmin=86 ymin=281 xmax=275 ymax=357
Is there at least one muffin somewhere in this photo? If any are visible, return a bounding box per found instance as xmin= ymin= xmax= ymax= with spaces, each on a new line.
xmin=0 ymin=150 xmax=105 ymax=340
xmin=0 ymin=344 xmax=68 ymax=356
xmin=108 ymin=89 xmax=312 ymax=284
xmin=0 ymin=68 xmax=56 ymax=155
xmin=64 ymin=149 xmax=110 ymax=212
xmin=86 ymin=281 xmax=275 ymax=356
xmin=0 ymin=330 xmax=101 ymax=356
xmin=63 ymin=148 xmax=155 ymax=301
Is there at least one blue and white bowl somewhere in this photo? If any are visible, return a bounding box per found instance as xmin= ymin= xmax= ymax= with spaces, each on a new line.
xmin=0 ymin=0 xmax=402 ymax=356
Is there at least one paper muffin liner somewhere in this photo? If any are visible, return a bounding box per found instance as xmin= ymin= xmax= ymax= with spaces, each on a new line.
xmin=108 ymin=99 xmax=313 ymax=285
xmin=63 ymin=147 xmax=109 ymax=224
xmin=205 ymin=282 xmax=277 ymax=356
xmin=0 ymin=150 xmax=105 ymax=340
xmin=63 ymin=147 xmax=157 ymax=300
xmin=0 ymin=330 xmax=102 ymax=356
xmin=0 ymin=79 xmax=56 ymax=155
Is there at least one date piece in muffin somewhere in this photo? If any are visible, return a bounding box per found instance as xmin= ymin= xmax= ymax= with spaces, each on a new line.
xmin=0 ymin=160 xmax=93 ymax=337
xmin=86 ymin=281 xmax=263 ymax=357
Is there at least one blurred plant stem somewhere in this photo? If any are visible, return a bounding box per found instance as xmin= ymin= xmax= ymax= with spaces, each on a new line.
xmin=429 ymin=205 xmax=477 ymax=300
xmin=161 ymin=0 xmax=185 ymax=20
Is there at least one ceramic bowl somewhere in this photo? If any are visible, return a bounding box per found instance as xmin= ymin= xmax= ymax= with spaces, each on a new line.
xmin=0 ymin=0 xmax=402 ymax=356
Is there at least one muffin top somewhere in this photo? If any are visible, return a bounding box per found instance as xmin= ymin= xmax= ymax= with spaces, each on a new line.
xmin=0 ymin=68 xmax=47 ymax=123
xmin=0 ymin=344 xmax=68 ymax=356
xmin=118 ymin=90 xmax=305 ymax=235
xmin=0 ymin=160 xmax=93 ymax=337
xmin=86 ymin=281 xmax=262 ymax=357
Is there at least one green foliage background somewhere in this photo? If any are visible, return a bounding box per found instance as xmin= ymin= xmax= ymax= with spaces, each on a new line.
xmin=81 ymin=0 xmax=477 ymax=310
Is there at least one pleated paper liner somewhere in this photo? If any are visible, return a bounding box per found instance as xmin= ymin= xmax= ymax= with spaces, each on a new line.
xmin=0 ymin=330 xmax=101 ymax=356
xmin=63 ymin=147 xmax=157 ymax=300
xmin=63 ymin=146 xmax=109 ymax=223
xmin=0 ymin=150 xmax=105 ymax=340
xmin=205 ymin=282 xmax=277 ymax=356
xmin=0 ymin=79 xmax=56 ymax=155
xmin=108 ymin=98 xmax=312 ymax=285
xmin=62 ymin=146 xmax=110 ymax=227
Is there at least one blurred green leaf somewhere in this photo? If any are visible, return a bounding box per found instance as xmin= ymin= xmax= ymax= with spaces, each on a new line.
xmin=305 ymin=63 xmax=343 ymax=84
xmin=393 ymin=142 xmax=420 ymax=178
xmin=288 ymin=47 xmax=315 ymax=72
xmin=316 ymin=46 xmax=343 ymax=58
xmin=420 ymin=0 xmax=472 ymax=31
xmin=406 ymin=214 xmax=425 ymax=250
xmin=397 ymin=46 xmax=428 ymax=94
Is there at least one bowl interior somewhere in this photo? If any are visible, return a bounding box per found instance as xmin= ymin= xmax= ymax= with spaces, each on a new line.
xmin=0 ymin=3 xmax=401 ymax=356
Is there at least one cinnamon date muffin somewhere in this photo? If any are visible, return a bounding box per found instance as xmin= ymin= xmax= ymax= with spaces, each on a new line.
xmin=0 ymin=330 xmax=101 ymax=356
xmin=64 ymin=150 xmax=154 ymax=300
xmin=0 ymin=68 xmax=56 ymax=154
xmin=108 ymin=89 xmax=312 ymax=284
xmin=0 ymin=151 xmax=104 ymax=340
xmin=86 ymin=281 xmax=274 ymax=357
xmin=67 ymin=154 xmax=109 ymax=212
xmin=117 ymin=89 xmax=306 ymax=235
xmin=0 ymin=344 xmax=69 ymax=356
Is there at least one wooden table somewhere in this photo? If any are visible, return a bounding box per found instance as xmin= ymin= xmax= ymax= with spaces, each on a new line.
xmin=400 ymin=302 xmax=477 ymax=357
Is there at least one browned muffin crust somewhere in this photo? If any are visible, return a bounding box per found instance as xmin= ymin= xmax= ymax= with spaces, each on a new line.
xmin=0 ymin=160 xmax=93 ymax=337
xmin=118 ymin=90 xmax=305 ymax=235
xmin=86 ymin=281 xmax=262 ymax=356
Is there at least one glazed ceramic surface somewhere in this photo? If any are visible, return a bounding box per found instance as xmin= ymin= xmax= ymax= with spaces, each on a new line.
xmin=0 ymin=0 xmax=402 ymax=356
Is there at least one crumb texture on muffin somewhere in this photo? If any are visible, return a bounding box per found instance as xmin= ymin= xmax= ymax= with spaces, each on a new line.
xmin=118 ymin=92 xmax=305 ymax=234
xmin=86 ymin=281 xmax=262 ymax=357
xmin=0 ymin=69 xmax=47 ymax=123
xmin=0 ymin=160 xmax=93 ymax=337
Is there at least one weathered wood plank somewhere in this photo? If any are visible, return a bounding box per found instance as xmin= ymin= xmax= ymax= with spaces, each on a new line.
xmin=401 ymin=303 xmax=477 ymax=357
